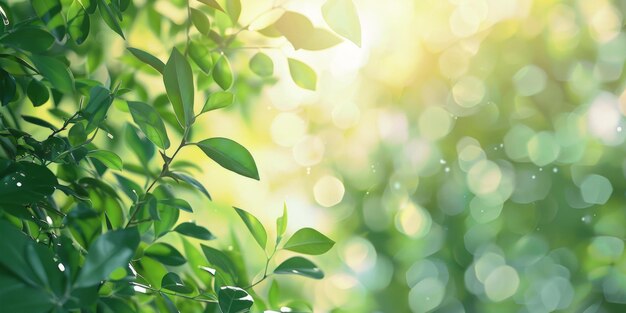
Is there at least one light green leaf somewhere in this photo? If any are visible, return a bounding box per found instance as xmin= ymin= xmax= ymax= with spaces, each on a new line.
xmin=249 ymin=52 xmax=273 ymax=77
xmin=276 ymin=202 xmax=288 ymax=243
xmin=88 ymin=150 xmax=123 ymax=170
xmin=189 ymin=40 xmax=213 ymax=74
xmin=67 ymin=0 xmax=90 ymax=45
xmin=283 ymin=228 xmax=334 ymax=255
xmin=159 ymin=198 xmax=193 ymax=213
xmin=218 ymin=286 xmax=253 ymax=313
xmin=322 ymin=0 xmax=361 ymax=46
xmin=128 ymin=47 xmax=165 ymax=74
xmin=174 ymin=222 xmax=215 ymax=240
xmin=128 ymin=101 xmax=170 ymax=149
xmin=161 ymin=272 xmax=193 ymax=294
xmin=97 ymin=0 xmax=125 ymax=39
xmin=31 ymin=55 xmax=75 ymax=94
xmin=145 ymin=243 xmax=187 ymax=266
xmin=198 ymin=0 xmax=225 ymax=12
xmin=195 ymin=137 xmax=259 ymax=180
xmin=225 ymin=0 xmax=241 ymax=24
xmin=202 ymin=91 xmax=233 ymax=113
xmin=165 ymin=172 xmax=212 ymax=200
xmin=163 ymin=48 xmax=195 ymax=127
xmin=213 ymin=55 xmax=233 ymax=90
xmin=74 ymin=228 xmax=140 ymax=288
xmin=288 ymin=58 xmax=316 ymax=91
xmin=234 ymin=207 xmax=267 ymax=249
xmin=191 ymin=8 xmax=211 ymax=35
xmin=273 ymin=256 xmax=324 ymax=279
xmin=124 ymin=124 xmax=155 ymax=166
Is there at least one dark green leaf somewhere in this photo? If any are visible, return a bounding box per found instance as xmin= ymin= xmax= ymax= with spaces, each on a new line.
xmin=0 ymin=161 xmax=58 ymax=207
xmin=128 ymin=47 xmax=165 ymax=74
xmin=145 ymin=243 xmax=187 ymax=266
xmin=0 ymin=69 xmax=16 ymax=106
xmin=31 ymin=0 xmax=66 ymax=40
xmin=218 ymin=286 xmax=253 ymax=313
xmin=81 ymin=0 xmax=97 ymax=14
xmin=322 ymin=0 xmax=361 ymax=46
xmin=31 ymin=55 xmax=75 ymax=94
xmin=196 ymin=137 xmax=259 ymax=180
xmin=234 ymin=207 xmax=267 ymax=249
xmin=69 ymin=122 xmax=87 ymax=146
xmin=97 ymin=0 xmax=125 ymax=39
xmin=283 ymin=228 xmax=334 ymax=255
xmin=21 ymin=115 xmax=57 ymax=131
xmin=128 ymin=101 xmax=170 ymax=149
xmin=287 ymin=58 xmax=316 ymax=91
xmin=175 ymin=222 xmax=215 ymax=240
xmin=213 ymin=55 xmax=233 ymax=90
xmin=163 ymin=48 xmax=194 ymax=127
xmin=225 ymin=0 xmax=241 ymax=23
xmin=82 ymin=85 xmax=113 ymax=133
xmin=74 ymin=228 xmax=140 ymax=288
xmin=27 ymin=79 xmax=49 ymax=106
xmin=166 ymin=172 xmax=212 ymax=200
xmin=88 ymin=150 xmax=123 ymax=170
xmin=124 ymin=124 xmax=155 ymax=166
xmin=202 ymin=91 xmax=233 ymax=113
xmin=0 ymin=267 xmax=55 ymax=313
xmin=273 ymin=256 xmax=323 ymax=279
xmin=190 ymin=8 xmax=211 ymax=35
xmin=188 ymin=40 xmax=213 ymax=74
xmin=0 ymin=27 xmax=55 ymax=52
xmin=161 ymin=272 xmax=193 ymax=294
xmin=67 ymin=1 xmax=90 ymax=45
xmin=274 ymin=12 xmax=341 ymax=50
xmin=249 ymin=52 xmax=273 ymax=77
xmin=198 ymin=0 xmax=225 ymax=12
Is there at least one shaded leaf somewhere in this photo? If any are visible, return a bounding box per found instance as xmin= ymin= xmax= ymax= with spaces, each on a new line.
xmin=189 ymin=40 xmax=213 ymax=74
xmin=161 ymin=272 xmax=193 ymax=294
xmin=196 ymin=137 xmax=259 ymax=180
xmin=163 ymin=48 xmax=194 ymax=127
xmin=88 ymin=150 xmax=123 ymax=170
xmin=175 ymin=222 xmax=215 ymax=240
xmin=31 ymin=55 xmax=75 ymax=94
xmin=31 ymin=0 xmax=66 ymax=40
xmin=273 ymin=257 xmax=323 ymax=279
xmin=128 ymin=47 xmax=165 ymax=74
xmin=67 ymin=1 xmax=90 ymax=45
xmin=0 ymin=161 xmax=58 ymax=207
xmin=159 ymin=198 xmax=193 ymax=213
xmin=198 ymin=0 xmax=224 ymax=12
xmin=82 ymin=85 xmax=113 ymax=133
xmin=218 ymin=286 xmax=253 ymax=313
xmin=22 ymin=115 xmax=57 ymax=131
xmin=128 ymin=101 xmax=170 ymax=149
xmin=124 ymin=124 xmax=155 ymax=166
xmin=97 ymin=0 xmax=125 ymax=39
xmin=145 ymin=243 xmax=186 ymax=266
xmin=166 ymin=172 xmax=212 ymax=200
xmin=283 ymin=228 xmax=334 ymax=255
xmin=234 ymin=207 xmax=267 ymax=249
xmin=0 ymin=69 xmax=16 ymax=106
xmin=0 ymin=27 xmax=55 ymax=52
xmin=27 ymin=79 xmax=49 ymax=106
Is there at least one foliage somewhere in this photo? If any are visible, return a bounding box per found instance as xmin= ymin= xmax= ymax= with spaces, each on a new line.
xmin=0 ymin=0 xmax=360 ymax=311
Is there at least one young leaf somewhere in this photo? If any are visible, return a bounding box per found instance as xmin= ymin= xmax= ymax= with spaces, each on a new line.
xmin=97 ymin=0 xmax=125 ymax=39
xmin=67 ymin=1 xmax=90 ymax=45
xmin=21 ymin=115 xmax=57 ymax=131
xmin=274 ymin=12 xmax=341 ymax=50
xmin=31 ymin=0 xmax=66 ymax=40
xmin=249 ymin=52 xmax=273 ymax=77
xmin=190 ymin=8 xmax=211 ymax=36
xmin=276 ymin=203 xmax=288 ymax=242
xmin=198 ymin=0 xmax=225 ymax=12
xmin=268 ymin=280 xmax=280 ymax=309
xmin=218 ymin=286 xmax=254 ymax=313
xmin=273 ymin=257 xmax=324 ymax=279
xmin=322 ymin=0 xmax=361 ymax=46
xmin=288 ymin=58 xmax=316 ymax=91
xmin=0 ymin=27 xmax=55 ymax=53
xmin=202 ymin=91 xmax=234 ymax=113
xmin=128 ymin=101 xmax=171 ymax=149
xmin=144 ymin=243 xmax=187 ymax=266
xmin=188 ymin=41 xmax=213 ymax=74
xmin=195 ymin=137 xmax=259 ymax=180
xmin=174 ymin=222 xmax=216 ymax=240
xmin=74 ymin=228 xmax=140 ymax=288
xmin=283 ymin=228 xmax=334 ymax=255
xmin=128 ymin=47 xmax=165 ymax=74
xmin=88 ymin=150 xmax=123 ymax=170
xmin=234 ymin=207 xmax=267 ymax=249
xmin=213 ymin=55 xmax=233 ymax=90
xmin=225 ymin=0 xmax=241 ymax=24
xmin=27 ymin=79 xmax=49 ymax=106
xmin=30 ymin=55 xmax=75 ymax=94
xmin=161 ymin=272 xmax=193 ymax=294
xmin=163 ymin=48 xmax=195 ymax=127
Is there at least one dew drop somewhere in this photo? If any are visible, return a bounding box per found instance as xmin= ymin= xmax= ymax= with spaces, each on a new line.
xmin=16 ymin=182 xmax=22 ymax=187
xmin=531 ymin=175 xmax=536 ymax=180
xmin=539 ymin=167 xmax=543 ymax=172
xmin=439 ymin=159 xmax=446 ymax=164
xmin=618 ymin=126 xmax=623 ymax=133
xmin=107 ymin=133 xmax=114 ymax=139
xmin=444 ymin=167 xmax=450 ymax=173
xmin=552 ymin=167 xmax=558 ymax=173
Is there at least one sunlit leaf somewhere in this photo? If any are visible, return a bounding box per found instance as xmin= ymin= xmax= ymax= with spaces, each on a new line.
xmin=67 ymin=1 xmax=90 ymax=45
xmin=88 ymin=150 xmax=123 ymax=170
xmin=188 ymin=40 xmax=213 ymax=74
xmin=196 ymin=137 xmax=259 ymax=180
xmin=190 ymin=8 xmax=211 ymax=35
xmin=128 ymin=101 xmax=170 ymax=149
xmin=31 ymin=0 xmax=66 ymax=40
xmin=163 ymin=48 xmax=194 ymax=127
xmin=198 ymin=0 xmax=224 ymax=12
xmin=202 ymin=91 xmax=234 ymax=113
xmin=128 ymin=47 xmax=165 ymax=74
xmin=273 ymin=257 xmax=323 ymax=279
xmin=273 ymin=12 xmax=341 ymax=50
xmin=249 ymin=52 xmax=273 ymax=77
xmin=283 ymin=228 xmax=334 ymax=255
xmin=30 ymin=55 xmax=75 ymax=94
xmin=322 ymin=0 xmax=361 ymax=46
xmin=234 ymin=207 xmax=267 ymax=249
xmin=225 ymin=0 xmax=241 ymax=24
xmin=213 ymin=55 xmax=233 ymax=90
xmin=276 ymin=202 xmax=288 ymax=243
xmin=145 ymin=243 xmax=186 ymax=266
xmin=287 ymin=58 xmax=316 ymax=91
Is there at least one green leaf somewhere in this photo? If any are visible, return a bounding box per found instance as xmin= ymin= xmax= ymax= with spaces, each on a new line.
xmin=21 ymin=115 xmax=57 ymax=131
xmin=268 ymin=280 xmax=280 ymax=308
xmin=82 ymin=85 xmax=113 ymax=133
xmin=274 ymin=12 xmax=341 ymax=50
xmin=128 ymin=47 xmax=165 ymax=74
xmin=196 ymin=137 xmax=259 ymax=180
xmin=0 ymin=161 xmax=58 ymax=207
xmin=0 ymin=69 xmax=16 ymax=106
xmin=27 ymin=79 xmax=49 ymax=107
xmin=225 ymin=0 xmax=241 ymax=23
xmin=213 ymin=55 xmax=233 ymax=90
xmin=0 ymin=267 xmax=56 ymax=313
xmin=88 ymin=150 xmax=123 ymax=170
xmin=31 ymin=55 xmax=75 ymax=94
xmin=283 ymin=228 xmax=334 ymax=255
xmin=201 ymin=245 xmax=237 ymax=284
xmin=218 ymin=286 xmax=253 ymax=313
xmin=81 ymin=0 xmax=97 ymax=14
xmin=97 ymin=0 xmax=125 ymax=39
xmin=74 ymin=228 xmax=140 ymax=288
xmin=125 ymin=124 xmax=155 ymax=166
xmin=188 ymin=40 xmax=213 ymax=74
xmin=0 ymin=27 xmax=55 ymax=52
xmin=198 ymin=0 xmax=225 ymax=12
xmin=159 ymin=198 xmax=193 ymax=213
xmin=190 ymin=8 xmax=211 ymax=35
xmin=233 ymin=207 xmax=267 ymax=249
xmin=165 ymin=172 xmax=212 ymax=199
xmin=31 ymin=0 xmax=66 ymax=40
xmin=69 ymin=122 xmax=87 ymax=146
xmin=322 ymin=0 xmax=361 ymax=46
xmin=163 ymin=48 xmax=195 ymax=127
xmin=67 ymin=0 xmax=90 ymax=45
xmin=128 ymin=101 xmax=170 ymax=149
xmin=175 ymin=222 xmax=215 ymax=240
xmin=287 ymin=58 xmax=316 ymax=91
xmin=202 ymin=91 xmax=234 ymax=113
xmin=276 ymin=203 xmax=288 ymax=242
xmin=161 ymin=272 xmax=193 ymax=294
xmin=249 ymin=52 xmax=273 ymax=77
xmin=145 ymin=243 xmax=187 ymax=266
xmin=273 ymin=257 xmax=324 ymax=279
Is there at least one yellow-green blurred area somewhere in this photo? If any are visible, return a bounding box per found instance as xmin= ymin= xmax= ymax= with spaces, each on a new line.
xmin=21 ymin=0 xmax=626 ymax=311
